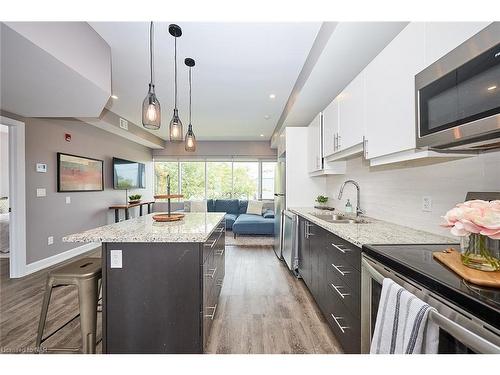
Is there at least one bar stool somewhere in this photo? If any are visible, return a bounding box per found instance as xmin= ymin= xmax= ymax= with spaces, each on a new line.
xmin=36 ymin=257 xmax=102 ymax=354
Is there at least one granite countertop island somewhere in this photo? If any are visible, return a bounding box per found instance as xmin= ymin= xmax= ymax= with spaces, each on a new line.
xmin=63 ymin=212 xmax=226 ymax=243
xmin=289 ymin=207 xmax=457 ymax=248
xmin=63 ymin=211 xmax=227 ymax=354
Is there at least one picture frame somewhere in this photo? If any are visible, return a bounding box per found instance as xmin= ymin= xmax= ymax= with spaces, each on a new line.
xmin=57 ymin=152 xmax=104 ymax=192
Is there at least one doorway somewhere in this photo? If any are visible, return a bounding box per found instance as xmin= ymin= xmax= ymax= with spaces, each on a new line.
xmin=0 ymin=116 xmax=26 ymax=278
xmin=0 ymin=125 xmax=9 ymax=258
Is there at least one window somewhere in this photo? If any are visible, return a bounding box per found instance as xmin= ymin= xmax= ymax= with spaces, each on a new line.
xmin=154 ymin=161 xmax=179 ymax=195
xmin=206 ymin=162 xmax=232 ymax=199
xmin=181 ymin=161 xmax=205 ymax=200
xmin=154 ymin=160 xmax=276 ymax=201
xmin=233 ymin=162 xmax=259 ymax=200
xmin=261 ymin=162 xmax=276 ymax=199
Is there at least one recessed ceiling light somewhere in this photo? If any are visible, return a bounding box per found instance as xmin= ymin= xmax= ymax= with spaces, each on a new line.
xmin=269 ymin=94 xmax=276 ymax=99
xmin=487 ymin=85 xmax=497 ymax=91
xmin=111 ymin=95 xmax=119 ymax=99
xmin=260 ymin=134 xmax=264 ymax=137
xmin=264 ymin=115 xmax=270 ymax=120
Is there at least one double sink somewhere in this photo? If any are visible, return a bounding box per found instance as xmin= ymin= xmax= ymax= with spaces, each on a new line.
xmin=310 ymin=212 xmax=369 ymax=224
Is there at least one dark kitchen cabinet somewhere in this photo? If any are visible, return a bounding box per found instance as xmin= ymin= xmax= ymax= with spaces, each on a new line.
xmin=297 ymin=218 xmax=361 ymax=354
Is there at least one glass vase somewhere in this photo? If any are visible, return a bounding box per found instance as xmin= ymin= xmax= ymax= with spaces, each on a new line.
xmin=460 ymin=233 xmax=500 ymax=272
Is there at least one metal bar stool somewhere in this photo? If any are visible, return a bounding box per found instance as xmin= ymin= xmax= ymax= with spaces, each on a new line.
xmin=36 ymin=257 xmax=102 ymax=354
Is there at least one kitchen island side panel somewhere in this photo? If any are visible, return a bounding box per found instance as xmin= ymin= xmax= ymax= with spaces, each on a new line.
xmin=102 ymin=242 xmax=202 ymax=353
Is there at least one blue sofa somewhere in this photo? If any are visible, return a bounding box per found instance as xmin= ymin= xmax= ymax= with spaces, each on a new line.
xmin=204 ymin=199 xmax=274 ymax=237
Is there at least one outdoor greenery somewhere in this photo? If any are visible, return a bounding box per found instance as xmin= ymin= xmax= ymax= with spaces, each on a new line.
xmin=128 ymin=194 xmax=142 ymax=201
xmin=154 ymin=161 xmax=274 ymax=201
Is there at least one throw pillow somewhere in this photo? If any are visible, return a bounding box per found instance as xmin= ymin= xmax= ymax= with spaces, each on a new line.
xmin=190 ymin=200 xmax=207 ymax=212
xmin=246 ymin=200 xmax=263 ymax=216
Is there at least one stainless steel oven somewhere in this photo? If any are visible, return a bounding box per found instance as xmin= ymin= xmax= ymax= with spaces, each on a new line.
xmin=415 ymin=22 xmax=500 ymax=151
xmin=361 ymin=254 xmax=500 ymax=354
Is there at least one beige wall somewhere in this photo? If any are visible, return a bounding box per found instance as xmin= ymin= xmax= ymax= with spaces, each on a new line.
xmin=326 ymin=152 xmax=500 ymax=237
xmin=23 ymin=117 xmax=153 ymax=263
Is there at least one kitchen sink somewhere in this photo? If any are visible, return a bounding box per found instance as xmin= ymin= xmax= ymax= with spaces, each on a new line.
xmin=310 ymin=213 xmax=369 ymax=224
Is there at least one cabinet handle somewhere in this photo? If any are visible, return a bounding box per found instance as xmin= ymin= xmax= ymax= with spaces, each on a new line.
xmin=305 ymin=222 xmax=315 ymax=238
xmin=205 ymin=267 xmax=217 ymax=279
xmin=331 ymin=263 xmax=350 ymax=276
xmin=204 ymin=239 xmax=217 ymax=248
xmin=331 ymin=243 xmax=350 ymax=253
xmin=337 ymin=134 xmax=341 ymax=150
xmin=215 ymin=248 xmax=225 ymax=256
xmin=331 ymin=314 xmax=350 ymax=333
xmin=363 ymin=136 xmax=368 ymax=158
xmin=205 ymin=304 xmax=218 ymax=320
xmin=331 ymin=283 xmax=350 ymax=299
xmin=334 ymin=133 xmax=337 ymax=151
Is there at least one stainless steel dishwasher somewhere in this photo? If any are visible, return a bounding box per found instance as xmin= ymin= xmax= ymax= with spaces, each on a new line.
xmin=282 ymin=210 xmax=299 ymax=276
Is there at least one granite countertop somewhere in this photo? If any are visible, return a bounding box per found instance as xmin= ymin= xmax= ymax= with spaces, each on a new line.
xmin=289 ymin=207 xmax=457 ymax=248
xmin=63 ymin=212 xmax=226 ymax=243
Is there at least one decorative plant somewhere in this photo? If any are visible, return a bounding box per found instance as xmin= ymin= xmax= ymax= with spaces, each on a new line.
xmin=129 ymin=194 xmax=142 ymax=201
xmin=441 ymin=199 xmax=500 ymax=271
xmin=316 ymin=195 xmax=329 ymax=204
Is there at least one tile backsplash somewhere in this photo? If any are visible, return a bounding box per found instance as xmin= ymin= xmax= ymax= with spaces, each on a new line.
xmin=326 ymin=151 xmax=500 ymax=237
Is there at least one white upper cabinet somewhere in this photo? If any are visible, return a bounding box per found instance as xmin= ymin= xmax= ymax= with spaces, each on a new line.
xmin=337 ymin=71 xmax=365 ymax=152
xmin=307 ymin=113 xmax=323 ymax=173
xmin=322 ymin=98 xmax=339 ymax=157
xmin=364 ymin=23 xmax=426 ymax=160
xmin=424 ymin=22 xmax=491 ymax=65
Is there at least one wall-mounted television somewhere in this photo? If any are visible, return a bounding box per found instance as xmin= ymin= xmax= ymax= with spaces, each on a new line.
xmin=113 ymin=157 xmax=146 ymax=190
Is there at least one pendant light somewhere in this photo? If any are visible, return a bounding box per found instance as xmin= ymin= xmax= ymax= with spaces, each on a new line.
xmin=142 ymin=22 xmax=161 ymax=130
xmin=169 ymin=24 xmax=183 ymax=142
xmin=184 ymin=58 xmax=196 ymax=152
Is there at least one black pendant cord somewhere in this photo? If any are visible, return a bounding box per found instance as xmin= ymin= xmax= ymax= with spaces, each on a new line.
xmin=174 ymin=37 xmax=178 ymax=109
xmin=149 ymin=21 xmax=154 ymax=85
xmin=189 ymin=67 xmax=192 ymax=125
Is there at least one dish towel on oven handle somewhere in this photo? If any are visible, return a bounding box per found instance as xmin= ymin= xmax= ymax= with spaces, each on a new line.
xmin=370 ymin=278 xmax=439 ymax=354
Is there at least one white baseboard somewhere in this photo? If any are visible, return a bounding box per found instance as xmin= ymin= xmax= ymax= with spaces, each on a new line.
xmin=24 ymin=243 xmax=101 ymax=276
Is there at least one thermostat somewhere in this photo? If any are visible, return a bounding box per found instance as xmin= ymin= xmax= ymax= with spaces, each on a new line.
xmin=36 ymin=163 xmax=47 ymax=173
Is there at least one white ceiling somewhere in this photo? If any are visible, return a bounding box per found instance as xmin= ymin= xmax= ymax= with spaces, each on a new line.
xmin=90 ymin=22 xmax=321 ymax=141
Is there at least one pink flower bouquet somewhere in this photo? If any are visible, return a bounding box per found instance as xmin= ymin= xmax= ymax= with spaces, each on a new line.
xmin=441 ymin=200 xmax=500 ymax=239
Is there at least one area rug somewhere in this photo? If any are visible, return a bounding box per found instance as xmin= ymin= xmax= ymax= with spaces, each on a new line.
xmin=225 ymin=231 xmax=274 ymax=247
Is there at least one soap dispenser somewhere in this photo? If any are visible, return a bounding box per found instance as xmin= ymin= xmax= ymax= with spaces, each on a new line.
xmin=345 ymin=199 xmax=353 ymax=214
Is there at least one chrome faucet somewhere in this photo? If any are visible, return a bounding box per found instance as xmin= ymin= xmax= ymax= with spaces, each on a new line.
xmin=338 ymin=180 xmax=364 ymax=216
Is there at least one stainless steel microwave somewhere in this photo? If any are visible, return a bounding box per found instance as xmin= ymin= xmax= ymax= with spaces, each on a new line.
xmin=415 ymin=22 xmax=500 ymax=151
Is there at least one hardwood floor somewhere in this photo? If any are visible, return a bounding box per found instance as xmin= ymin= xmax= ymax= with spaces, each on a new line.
xmin=0 ymin=244 xmax=342 ymax=354
xmin=205 ymin=245 xmax=342 ymax=354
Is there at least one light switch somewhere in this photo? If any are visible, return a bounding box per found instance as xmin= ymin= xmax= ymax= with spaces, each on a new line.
xmin=36 ymin=188 xmax=46 ymax=197
xmin=110 ymin=250 xmax=122 ymax=269
xmin=422 ymin=196 xmax=432 ymax=212
xmin=47 ymin=236 xmax=54 ymax=245
xmin=66 ymin=196 xmax=71 ymax=204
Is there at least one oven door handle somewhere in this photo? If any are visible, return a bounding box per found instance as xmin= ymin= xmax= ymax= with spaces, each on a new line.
xmin=361 ymin=256 xmax=500 ymax=354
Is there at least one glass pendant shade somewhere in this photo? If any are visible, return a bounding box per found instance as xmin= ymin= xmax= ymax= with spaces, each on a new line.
xmin=169 ymin=108 xmax=183 ymax=142
xmin=185 ymin=124 xmax=196 ymax=151
xmin=142 ymin=84 xmax=161 ymax=130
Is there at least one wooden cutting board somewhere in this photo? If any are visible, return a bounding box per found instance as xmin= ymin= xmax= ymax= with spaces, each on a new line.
xmin=433 ymin=248 xmax=500 ymax=288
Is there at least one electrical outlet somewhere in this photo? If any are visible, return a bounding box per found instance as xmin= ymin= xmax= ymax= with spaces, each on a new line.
xmin=36 ymin=188 xmax=46 ymax=197
xmin=422 ymin=196 xmax=432 ymax=212
xmin=110 ymin=250 xmax=123 ymax=268
xmin=66 ymin=196 xmax=71 ymax=204
xmin=47 ymin=236 xmax=54 ymax=245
